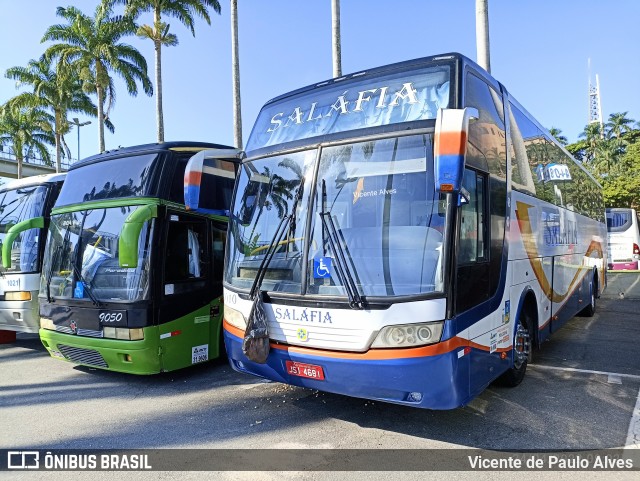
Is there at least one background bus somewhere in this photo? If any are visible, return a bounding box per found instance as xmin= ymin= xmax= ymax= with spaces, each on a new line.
xmin=38 ymin=142 xmax=242 ymax=374
xmin=606 ymin=208 xmax=640 ymax=270
xmin=222 ymin=53 xmax=606 ymax=409
xmin=0 ymin=173 xmax=65 ymax=340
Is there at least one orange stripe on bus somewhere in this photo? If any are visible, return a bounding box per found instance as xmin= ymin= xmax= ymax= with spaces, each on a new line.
xmin=435 ymin=131 xmax=467 ymax=156
xmin=223 ymin=320 xmax=510 ymax=360
xmin=184 ymin=171 xmax=202 ymax=185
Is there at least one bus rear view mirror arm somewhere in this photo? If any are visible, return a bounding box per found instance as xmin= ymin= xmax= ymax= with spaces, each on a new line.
xmin=2 ymin=217 xmax=44 ymax=269
xmin=118 ymin=205 xmax=158 ymax=268
xmin=434 ymin=107 xmax=479 ymax=194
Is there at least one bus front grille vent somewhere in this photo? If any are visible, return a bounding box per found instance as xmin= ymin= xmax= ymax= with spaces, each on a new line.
xmin=58 ymin=345 xmax=109 ymax=368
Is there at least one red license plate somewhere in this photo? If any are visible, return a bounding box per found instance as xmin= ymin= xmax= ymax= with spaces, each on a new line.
xmin=285 ymin=361 xmax=325 ymax=380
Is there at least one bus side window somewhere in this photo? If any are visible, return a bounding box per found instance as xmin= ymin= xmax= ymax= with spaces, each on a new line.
xmin=458 ymin=169 xmax=487 ymax=264
xmin=165 ymin=216 xmax=207 ymax=283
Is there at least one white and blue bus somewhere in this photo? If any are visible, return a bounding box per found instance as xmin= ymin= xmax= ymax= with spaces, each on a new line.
xmin=0 ymin=173 xmax=65 ymax=336
xmin=222 ymin=53 xmax=607 ymax=409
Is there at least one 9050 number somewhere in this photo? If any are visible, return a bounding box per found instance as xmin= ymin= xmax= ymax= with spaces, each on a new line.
xmin=99 ymin=312 xmax=124 ymax=323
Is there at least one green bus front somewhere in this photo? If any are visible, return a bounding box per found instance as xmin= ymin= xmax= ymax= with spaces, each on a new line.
xmin=38 ymin=142 xmax=240 ymax=374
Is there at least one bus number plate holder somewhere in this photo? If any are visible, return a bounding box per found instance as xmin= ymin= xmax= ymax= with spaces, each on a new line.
xmin=286 ymin=361 xmax=325 ymax=380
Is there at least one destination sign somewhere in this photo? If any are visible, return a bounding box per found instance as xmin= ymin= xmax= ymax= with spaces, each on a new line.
xmin=246 ymin=65 xmax=451 ymax=151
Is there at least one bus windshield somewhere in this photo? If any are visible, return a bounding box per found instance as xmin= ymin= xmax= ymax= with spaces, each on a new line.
xmin=0 ymin=185 xmax=48 ymax=274
xmin=55 ymin=153 xmax=159 ymax=207
xmin=42 ymin=206 xmax=153 ymax=302
xmin=226 ymin=133 xmax=445 ymax=298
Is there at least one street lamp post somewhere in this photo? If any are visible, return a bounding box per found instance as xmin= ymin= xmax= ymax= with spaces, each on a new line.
xmin=70 ymin=118 xmax=91 ymax=165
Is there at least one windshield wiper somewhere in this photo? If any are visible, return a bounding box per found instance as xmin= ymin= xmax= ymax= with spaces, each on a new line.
xmin=248 ymin=179 xmax=305 ymax=299
xmin=319 ymin=211 xmax=364 ymax=310
xmin=71 ymin=263 xmax=102 ymax=307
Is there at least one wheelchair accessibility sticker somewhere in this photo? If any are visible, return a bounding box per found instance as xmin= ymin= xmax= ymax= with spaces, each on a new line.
xmin=313 ymin=256 xmax=332 ymax=279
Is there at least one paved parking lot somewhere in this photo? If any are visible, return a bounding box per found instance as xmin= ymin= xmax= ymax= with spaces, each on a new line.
xmin=1 ymin=273 xmax=639 ymax=479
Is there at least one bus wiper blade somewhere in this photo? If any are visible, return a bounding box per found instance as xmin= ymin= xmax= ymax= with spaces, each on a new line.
xmin=71 ymin=263 xmax=102 ymax=307
xmin=248 ymin=214 xmax=291 ymax=300
xmin=248 ymin=179 xmax=305 ymax=299
xmin=319 ymin=211 xmax=364 ymax=310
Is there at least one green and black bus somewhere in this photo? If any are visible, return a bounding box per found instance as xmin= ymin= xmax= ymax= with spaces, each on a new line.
xmin=39 ymin=142 xmax=242 ymax=374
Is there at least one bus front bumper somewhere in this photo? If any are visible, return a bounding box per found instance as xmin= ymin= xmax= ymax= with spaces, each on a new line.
xmin=0 ymin=299 xmax=39 ymax=333
xmin=39 ymin=328 xmax=161 ymax=375
xmin=223 ymin=322 xmax=472 ymax=410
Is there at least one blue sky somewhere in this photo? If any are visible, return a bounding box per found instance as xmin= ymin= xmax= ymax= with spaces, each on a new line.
xmin=1 ymin=0 xmax=638 ymax=160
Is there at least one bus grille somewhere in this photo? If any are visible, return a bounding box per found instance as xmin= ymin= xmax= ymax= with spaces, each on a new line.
xmin=55 ymin=326 xmax=103 ymax=338
xmin=58 ymin=345 xmax=108 ymax=368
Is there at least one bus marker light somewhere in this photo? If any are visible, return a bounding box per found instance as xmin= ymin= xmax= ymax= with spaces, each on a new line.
xmin=159 ymin=330 xmax=182 ymax=340
xmin=500 ymin=352 xmax=507 ymax=360
xmin=5 ymin=291 xmax=31 ymax=301
xmin=464 ymin=347 xmax=471 ymax=355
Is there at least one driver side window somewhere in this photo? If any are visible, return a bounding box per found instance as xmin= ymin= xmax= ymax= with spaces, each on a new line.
xmin=164 ymin=214 xmax=207 ymax=295
xmin=458 ymin=168 xmax=487 ymax=264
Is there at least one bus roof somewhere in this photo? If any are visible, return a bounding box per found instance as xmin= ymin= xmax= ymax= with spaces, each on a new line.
xmin=72 ymin=141 xmax=236 ymax=169
xmin=0 ymin=172 xmax=66 ymax=193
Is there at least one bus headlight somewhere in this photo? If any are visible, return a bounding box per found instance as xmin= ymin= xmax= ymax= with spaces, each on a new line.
xmin=40 ymin=317 xmax=55 ymax=330
xmin=371 ymin=322 xmax=444 ymax=348
xmin=5 ymin=291 xmax=32 ymax=301
xmin=103 ymin=327 xmax=144 ymax=341
xmin=224 ymin=305 xmax=247 ymax=329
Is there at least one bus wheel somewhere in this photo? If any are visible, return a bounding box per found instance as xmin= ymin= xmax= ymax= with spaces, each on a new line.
xmin=579 ymin=276 xmax=597 ymax=317
xmin=497 ymin=315 xmax=531 ymax=387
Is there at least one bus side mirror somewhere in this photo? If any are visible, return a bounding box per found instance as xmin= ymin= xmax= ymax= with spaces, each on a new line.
xmin=2 ymin=217 xmax=44 ymax=269
xmin=119 ymin=205 xmax=158 ymax=268
xmin=433 ymin=107 xmax=478 ymax=194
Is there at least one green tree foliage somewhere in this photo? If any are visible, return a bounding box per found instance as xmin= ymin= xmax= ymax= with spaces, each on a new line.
xmin=567 ymin=112 xmax=640 ymax=209
xmin=601 ymin=142 xmax=640 ymax=209
xmin=43 ymin=2 xmax=153 ymax=153
xmin=0 ymin=104 xmax=55 ymax=178
xmin=5 ymin=55 xmax=98 ymax=171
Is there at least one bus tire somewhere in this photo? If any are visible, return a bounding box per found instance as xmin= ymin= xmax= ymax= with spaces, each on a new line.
xmin=497 ymin=310 xmax=532 ymax=387
xmin=579 ymin=275 xmax=597 ymax=317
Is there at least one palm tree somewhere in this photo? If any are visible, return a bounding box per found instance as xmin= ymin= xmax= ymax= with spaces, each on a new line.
xmin=5 ymin=56 xmax=98 ymax=172
xmin=0 ymin=104 xmax=55 ymax=179
xmin=548 ymin=127 xmax=568 ymax=146
xmin=606 ymin=112 xmax=634 ymax=139
xmin=42 ymin=3 xmax=153 ymax=153
xmin=118 ymin=0 xmax=221 ymax=143
xmin=579 ymin=122 xmax=603 ymax=164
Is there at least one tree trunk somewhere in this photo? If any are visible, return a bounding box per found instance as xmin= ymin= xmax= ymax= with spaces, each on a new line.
xmin=475 ymin=0 xmax=491 ymax=73
xmin=155 ymin=6 xmax=164 ymax=143
xmin=331 ymin=0 xmax=342 ymax=78
xmin=97 ymin=85 xmax=105 ymax=153
xmin=231 ymin=0 xmax=242 ymax=148
xmin=55 ymin=111 xmax=62 ymax=173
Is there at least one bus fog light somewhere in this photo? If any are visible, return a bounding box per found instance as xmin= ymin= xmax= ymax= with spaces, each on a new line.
xmin=225 ymin=305 xmax=247 ymax=329
xmin=371 ymin=322 xmax=444 ymax=348
xmin=407 ymin=392 xmax=423 ymax=403
xmin=5 ymin=291 xmax=31 ymax=301
xmin=40 ymin=317 xmax=55 ymax=330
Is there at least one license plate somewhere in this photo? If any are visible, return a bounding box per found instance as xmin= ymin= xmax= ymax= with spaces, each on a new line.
xmin=285 ymin=361 xmax=325 ymax=380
